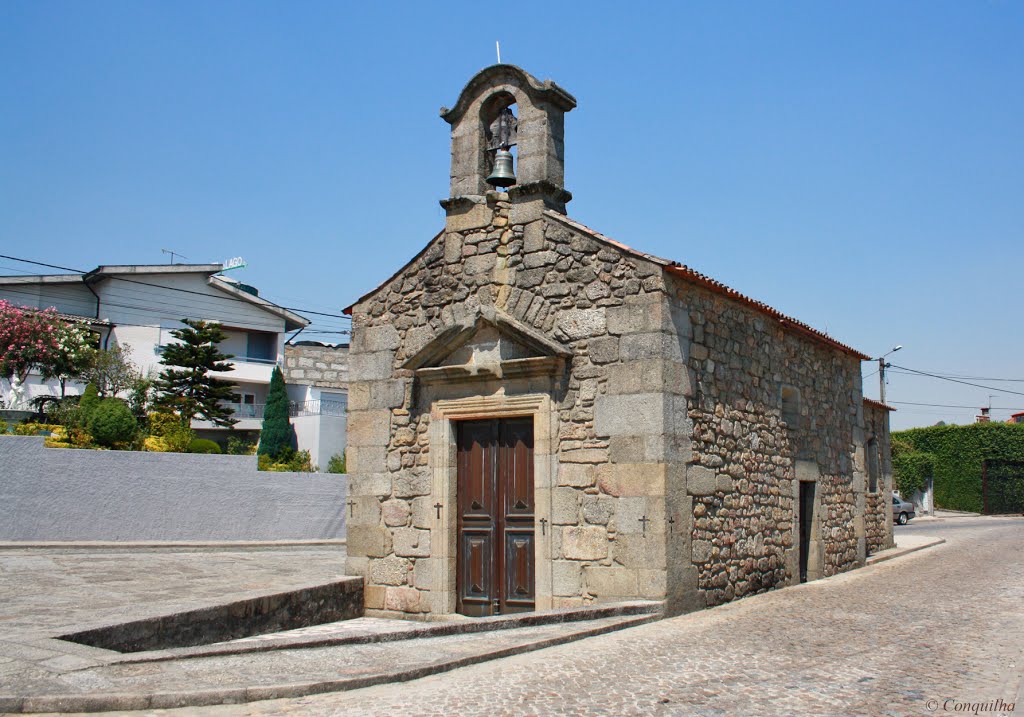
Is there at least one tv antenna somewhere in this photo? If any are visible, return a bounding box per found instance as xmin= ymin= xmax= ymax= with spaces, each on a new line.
xmin=161 ymin=248 xmax=188 ymax=264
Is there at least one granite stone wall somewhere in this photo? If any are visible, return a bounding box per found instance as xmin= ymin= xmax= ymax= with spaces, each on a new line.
xmin=347 ymin=194 xmax=882 ymax=617
xmin=671 ymin=278 xmax=865 ymax=607
xmin=863 ymin=402 xmax=895 ymax=554
xmin=346 ymin=193 xmax=681 ymax=615
xmin=283 ymin=343 xmax=349 ymax=388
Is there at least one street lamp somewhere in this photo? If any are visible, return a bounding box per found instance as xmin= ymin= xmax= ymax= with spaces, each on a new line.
xmin=876 ymin=345 xmax=902 ymax=405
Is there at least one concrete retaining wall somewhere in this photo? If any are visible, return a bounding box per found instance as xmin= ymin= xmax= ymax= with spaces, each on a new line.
xmin=0 ymin=437 xmax=347 ymax=541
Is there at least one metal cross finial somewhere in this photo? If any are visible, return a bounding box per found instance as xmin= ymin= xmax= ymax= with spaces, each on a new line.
xmin=638 ymin=515 xmax=651 ymax=535
xmin=668 ymin=516 xmax=675 ymax=536
xmin=434 ymin=502 xmax=444 ymax=519
xmin=346 ymin=500 xmax=356 ymax=518
xmin=539 ymin=518 xmax=547 ymax=536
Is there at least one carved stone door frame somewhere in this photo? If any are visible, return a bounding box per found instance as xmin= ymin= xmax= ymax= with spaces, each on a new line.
xmin=429 ymin=392 xmax=556 ymax=615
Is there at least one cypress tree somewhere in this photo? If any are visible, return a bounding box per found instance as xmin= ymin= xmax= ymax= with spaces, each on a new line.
xmin=258 ymin=365 xmax=296 ymax=458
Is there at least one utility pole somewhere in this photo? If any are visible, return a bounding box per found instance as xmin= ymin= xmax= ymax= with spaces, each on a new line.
xmin=877 ymin=345 xmax=902 ymax=404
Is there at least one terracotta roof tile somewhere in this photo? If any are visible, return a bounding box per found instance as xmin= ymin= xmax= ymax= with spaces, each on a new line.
xmin=548 ymin=212 xmax=871 ymax=361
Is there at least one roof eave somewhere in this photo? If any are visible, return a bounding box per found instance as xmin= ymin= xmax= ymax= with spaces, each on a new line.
xmin=207 ymin=276 xmax=310 ymax=331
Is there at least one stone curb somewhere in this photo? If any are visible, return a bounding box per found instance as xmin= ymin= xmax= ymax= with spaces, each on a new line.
xmin=0 ymin=540 xmax=346 ymax=551
xmin=0 ymin=613 xmax=659 ymax=713
xmin=865 ymin=537 xmax=945 ymax=566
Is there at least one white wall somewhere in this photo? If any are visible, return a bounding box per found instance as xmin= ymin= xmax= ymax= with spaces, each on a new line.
xmin=292 ymin=413 xmax=347 ymax=471
xmin=0 ymin=281 xmax=96 ymax=317
xmin=95 ymin=274 xmax=287 ymax=335
xmin=1 ymin=436 xmax=346 ymax=541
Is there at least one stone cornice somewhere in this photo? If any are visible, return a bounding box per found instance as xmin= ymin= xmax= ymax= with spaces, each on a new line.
xmin=439 ymin=64 xmax=577 ymax=126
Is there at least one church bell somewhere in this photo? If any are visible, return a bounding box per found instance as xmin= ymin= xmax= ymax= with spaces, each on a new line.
xmin=486 ymin=149 xmax=516 ymax=188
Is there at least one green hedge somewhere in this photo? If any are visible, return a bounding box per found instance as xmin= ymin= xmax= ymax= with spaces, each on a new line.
xmin=891 ymin=439 xmax=934 ymax=497
xmin=893 ymin=422 xmax=1024 ymax=512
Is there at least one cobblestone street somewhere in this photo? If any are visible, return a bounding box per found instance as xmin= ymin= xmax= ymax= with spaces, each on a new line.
xmin=28 ymin=516 xmax=1021 ymax=717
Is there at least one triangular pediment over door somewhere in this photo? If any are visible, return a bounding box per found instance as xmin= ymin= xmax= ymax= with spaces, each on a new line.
xmin=403 ymin=307 xmax=571 ymax=383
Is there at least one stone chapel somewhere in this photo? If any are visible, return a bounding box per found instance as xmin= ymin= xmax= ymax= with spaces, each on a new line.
xmin=343 ymin=64 xmax=894 ymax=619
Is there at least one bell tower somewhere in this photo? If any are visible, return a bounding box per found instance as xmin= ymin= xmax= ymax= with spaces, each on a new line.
xmin=440 ymin=65 xmax=576 ymax=220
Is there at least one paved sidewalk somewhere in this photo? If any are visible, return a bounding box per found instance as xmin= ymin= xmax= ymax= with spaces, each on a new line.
xmin=0 ymin=547 xmax=348 ymax=638
xmin=0 ymin=546 xmax=658 ymax=713
xmin=865 ymin=533 xmax=944 ymax=565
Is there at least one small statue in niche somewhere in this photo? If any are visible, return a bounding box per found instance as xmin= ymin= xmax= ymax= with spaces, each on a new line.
xmin=487 ymin=106 xmax=517 ymax=151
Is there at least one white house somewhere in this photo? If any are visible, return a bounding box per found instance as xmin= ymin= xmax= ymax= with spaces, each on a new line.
xmin=0 ymin=263 xmax=346 ymax=465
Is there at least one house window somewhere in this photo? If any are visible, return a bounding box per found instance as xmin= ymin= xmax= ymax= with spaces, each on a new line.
xmin=867 ymin=437 xmax=880 ymax=493
xmin=781 ymin=385 xmax=801 ymax=427
xmin=246 ymin=333 xmax=276 ymax=362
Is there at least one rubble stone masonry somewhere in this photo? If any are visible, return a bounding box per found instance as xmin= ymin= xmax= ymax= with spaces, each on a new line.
xmin=346 ymin=191 xmax=892 ymax=617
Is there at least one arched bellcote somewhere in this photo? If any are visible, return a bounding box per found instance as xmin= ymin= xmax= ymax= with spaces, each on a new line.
xmin=440 ymin=65 xmax=576 ymax=214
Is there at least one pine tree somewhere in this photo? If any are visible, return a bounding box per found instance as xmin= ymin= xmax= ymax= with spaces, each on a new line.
xmin=258 ymin=365 xmax=296 ymax=458
xmin=153 ymin=319 xmax=237 ymax=427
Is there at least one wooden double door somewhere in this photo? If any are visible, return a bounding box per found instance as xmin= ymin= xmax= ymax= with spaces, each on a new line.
xmin=456 ymin=418 xmax=535 ymax=617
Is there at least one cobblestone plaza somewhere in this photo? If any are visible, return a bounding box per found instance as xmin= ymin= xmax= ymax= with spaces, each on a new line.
xmin=4 ymin=516 xmax=1021 ymax=716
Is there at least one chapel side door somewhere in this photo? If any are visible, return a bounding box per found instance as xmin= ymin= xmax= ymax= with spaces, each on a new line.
xmin=456 ymin=418 xmax=535 ymax=617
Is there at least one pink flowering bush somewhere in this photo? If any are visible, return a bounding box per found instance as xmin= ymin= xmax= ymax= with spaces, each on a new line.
xmin=0 ymin=300 xmax=95 ymax=396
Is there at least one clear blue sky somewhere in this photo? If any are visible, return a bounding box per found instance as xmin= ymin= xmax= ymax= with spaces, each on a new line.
xmin=2 ymin=1 xmax=1022 ymax=430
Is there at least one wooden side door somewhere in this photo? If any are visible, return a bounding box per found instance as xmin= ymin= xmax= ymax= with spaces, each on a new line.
xmin=456 ymin=418 xmax=534 ymax=616
xmin=499 ymin=418 xmax=535 ymax=614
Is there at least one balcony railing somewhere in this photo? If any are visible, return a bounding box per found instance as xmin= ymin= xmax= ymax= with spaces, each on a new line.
xmin=225 ymin=399 xmax=347 ymax=420
xmin=155 ymin=346 xmax=277 ymax=365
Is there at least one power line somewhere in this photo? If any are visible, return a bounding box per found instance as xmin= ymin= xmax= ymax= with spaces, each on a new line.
xmin=889 ymin=400 xmax=1024 ymax=411
xmin=0 ymin=254 xmax=351 ymax=321
xmin=0 ymin=285 xmax=350 ymax=336
xmin=889 ymin=364 xmax=1024 ymax=399
xmin=888 ymin=368 xmax=1024 ymax=383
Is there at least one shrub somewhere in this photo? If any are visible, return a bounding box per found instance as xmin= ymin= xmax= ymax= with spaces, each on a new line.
xmin=187 ymin=438 xmax=222 ymax=454
xmin=143 ymin=436 xmax=171 ymax=452
xmin=148 ymin=412 xmax=193 ymax=452
xmin=13 ymin=422 xmax=61 ymax=436
xmin=226 ymin=435 xmax=258 ymax=455
xmin=148 ymin=412 xmax=180 ymax=437
xmin=326 ymin=452 xmax=346 ymax=474
xmin=78 ymin=383 xmax=100 ymax=424
xmin=46 ymin=396 xmax=83 ymax=428
xmin=87 ymin=399 xmax=137 ymax=447
xmin=258 ymin=448 xmax=315 ymax=472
